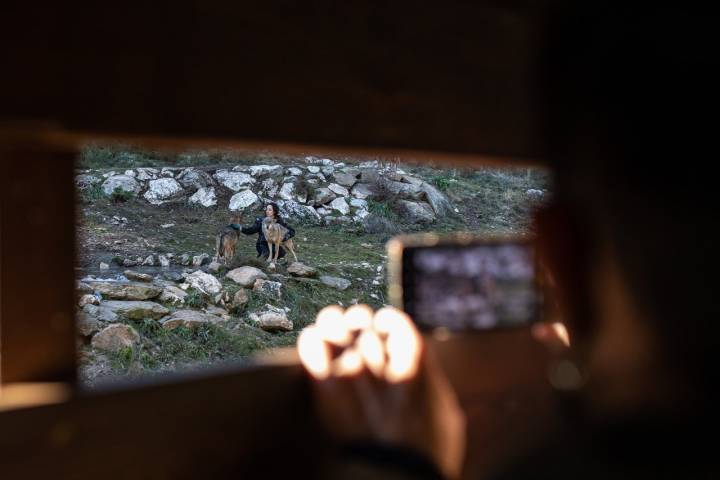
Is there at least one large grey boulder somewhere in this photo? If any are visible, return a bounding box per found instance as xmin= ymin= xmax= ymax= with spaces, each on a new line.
xmin=314 ymin=188 xmax=336 ymax=205
xmin=123 ymin=270 xmax=154 ymax=283
xmin=384 ymin=180 xmax=423 ymax=199
xmin=136 ymin=168 xmax=158 ymax=181
xmin=160 ymin=310 xmax=223 ymax=329
xmin=101 ymin=175 xmax=141 ymax=196
xmin=396 ymin=200 xmax=436 ymax=224
xmin=77 ymin=312 xmax=103 ymax=337
xmin=332 ymin=172 xmax=358 ymax=188
xmin=229 ymin=190 xmax=260 ymax=211
xmin=287 ymin=167 xmax=303 ymax=176
xmin=351 ymin=183 xmax=375 ymax=200
xmin=320 ymin=275 xmax=352 ymax=291
xmin=226 ymin=266 xmax=268 ymax=287
xmin=328 ymin=183 xmax=350 ymax=196
xmin=214 ymin=170 xmax=256 ymax=191
xmin=188 ymin=187 xmax=217 ymax=207
xmin=90 ymin=282 xmax=162 ymax=300
xmin=362 ymin=214 xmax=400 ymax=235
xmin=79 ymin=303 xmax=119 ymax=323
xmin=329 ymin=197 xmax=350 ymax=215
xmin=103 ymin=300 xmax=170 ymax=320
xmin=91 ymin=324 xmax=141 ymax=352
xmin=420 ymin=182 xmax=453 ymax=216
xmin=279 ymin=182 xmax=295 ymax=201
xmin=144 ymin=178 xmax=184 ymax=205
xmin=182 ymin=270 xmax=222 ymax=295
xmin=249 ymin=165 xmax=283 ymax=177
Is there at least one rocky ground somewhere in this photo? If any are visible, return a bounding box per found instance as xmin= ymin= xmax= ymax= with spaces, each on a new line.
xmin=75 ymin=146 xmax=549 ymax=387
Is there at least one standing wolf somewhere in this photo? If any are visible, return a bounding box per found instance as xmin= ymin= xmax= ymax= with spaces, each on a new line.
xmin=215 ymin=215 xmax=242 ymax=265
xmin=262 ymin=216 xmax=298 ymax=268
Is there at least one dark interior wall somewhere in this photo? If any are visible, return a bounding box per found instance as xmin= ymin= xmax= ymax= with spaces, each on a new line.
xmin=1 ymin=1 xmax=542 ymax=158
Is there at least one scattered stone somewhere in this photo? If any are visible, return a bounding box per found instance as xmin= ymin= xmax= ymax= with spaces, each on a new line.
xmin=159 ymin=285 xmax=188 ymax=305
xmin=182 ymin=270 xmax=223 ymax=295
xmin=102 ymin=300 xmax=170 ymax=320
xmin=123 ymin=270 xmax=154 ymax=283
xmin=192 ymin=253 xmax=210 ymax=267
xmin=253 ymin=279 xmax=283 ymax=299
xmin=287 ymin=262 xmax=318 ymax=277
xmin=214 ymin=290 xmax=232 ymax=307
xmin=188 ymin=187 xmax=218 ymax=207
xmin=226 ymin=266 xmax=268 ymax=287
xmin=142 ymin=255 xmax=156 ymax=266
xmin=161 ymin=223 xmax=175 ymax=229
xmin=249 ymin=305 xmax=293 ymax=332
xmin=91 ymin=324 xmax=141 ymax=352
xmin=180 ymin=254 xmax=191 ymax=266
xmin=287 ymin=167 xmax=303 ymax=176
xmin=158 ymin=255 xmax=170 ymax=267
xmin=207 ymin=260 xmax=222 ymax=273
xmin=354 ymin=209 xmax=371 ymax=220
xmin=78 ymin=294 xmax=100 ymax=308
xmin=307 ymin=165 xmax=321 ymax=174
xmin=320 ymin=275 xmax=352 ymax=290
xmin=332 ymin=172 xmax=358 ymax=188
xmin=526 ymin=189 xmax=544 ymax=198
xmin=160 ymin=310 xmax=223 ymax=329
xmin=162 ymin=271 xmax=184 ymax=282
xmin=77 ymin=312 xmax=102 ymax=337
xmin=362 ymin=214 xmax=400 ymax=234
xmin=204 ymin=305 xmax=231 ymax=320
xmin=99 ymin=262 xmax=110 ymax=270
xmin=122 ymin=258 xmax=139 ymax=267
xmin=90 ymin=282 xmax=162 ymax=300
xmin=321 ymin=166 xmax=335 ymax=176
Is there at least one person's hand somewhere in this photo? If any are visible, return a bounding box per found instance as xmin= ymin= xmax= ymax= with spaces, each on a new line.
xmin=297 ymin=305 xmax=466 ymax=479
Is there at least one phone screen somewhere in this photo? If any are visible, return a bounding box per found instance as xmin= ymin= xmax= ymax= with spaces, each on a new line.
xmin=402 ymin=242 xmax=540 ymax=332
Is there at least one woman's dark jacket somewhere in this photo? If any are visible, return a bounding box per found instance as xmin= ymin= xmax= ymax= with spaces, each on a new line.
xmin=230 ymin=217 xmax=295 ymax=258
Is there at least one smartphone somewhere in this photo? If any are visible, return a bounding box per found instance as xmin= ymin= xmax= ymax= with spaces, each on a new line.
xmin=387 ymin=233 xmax=544 ymax=333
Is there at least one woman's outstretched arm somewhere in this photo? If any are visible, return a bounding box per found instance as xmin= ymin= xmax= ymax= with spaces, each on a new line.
xmin=240 ymin=217 xmax=262 ymax=235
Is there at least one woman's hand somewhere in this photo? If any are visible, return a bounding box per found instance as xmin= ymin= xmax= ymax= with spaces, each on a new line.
xmin=297 ymin=305 xmax=466 ymax=479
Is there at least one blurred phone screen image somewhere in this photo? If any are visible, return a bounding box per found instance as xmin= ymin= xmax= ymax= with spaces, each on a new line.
xmin=403 ymin=243 xmax=538 ymax=331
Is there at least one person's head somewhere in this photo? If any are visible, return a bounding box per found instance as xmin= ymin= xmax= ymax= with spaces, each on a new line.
xmin=265 ymin=203 xmax=280 ymax=220
xmin=537 ymin=2 xmax=718 ymax=414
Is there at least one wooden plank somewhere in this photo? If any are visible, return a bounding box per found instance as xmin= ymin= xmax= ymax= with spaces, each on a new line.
xmin=0 ymin=148 xmax=77 ymax=384
xmin=0 ymin=1 xmax=542 ymax=159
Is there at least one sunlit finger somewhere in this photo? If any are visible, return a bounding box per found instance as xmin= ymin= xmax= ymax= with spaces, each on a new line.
xmin=297 ymin=326 xmax=331 ymax=380
xmin=551 ymin=322 xmax=570 ymax=347
xmin=344 ymin=304 xmax=374 ymax=331
xmin=357 ymin=329 xmax=385 ymax=377
xmin=315 ymin=305 xmax=352 ymax=346
xmin=372 ymin=308 xmax=422 ymax=382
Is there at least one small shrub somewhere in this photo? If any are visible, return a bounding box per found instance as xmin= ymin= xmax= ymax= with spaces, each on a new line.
xmin=110 ymin=186 xmax=134 ymax=203
xmin=80 ymin=183 xmax=105 ymax=203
